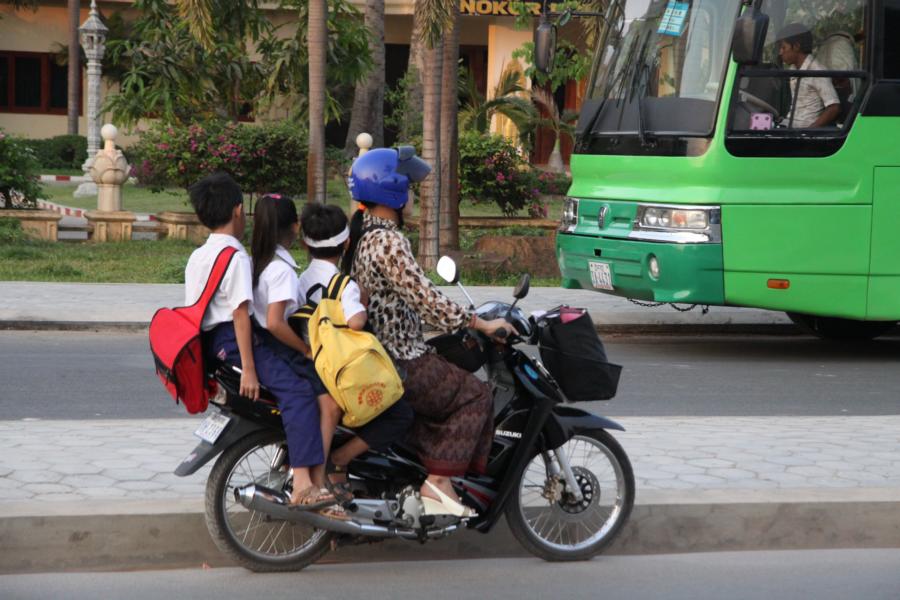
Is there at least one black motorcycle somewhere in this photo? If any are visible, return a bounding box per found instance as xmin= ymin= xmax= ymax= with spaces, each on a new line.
xmin=174 ymin=257 xmax=635 ymax=572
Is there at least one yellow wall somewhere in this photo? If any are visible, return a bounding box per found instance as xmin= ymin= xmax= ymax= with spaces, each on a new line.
xmin=486 ymin=18 xmax=532 ymax=137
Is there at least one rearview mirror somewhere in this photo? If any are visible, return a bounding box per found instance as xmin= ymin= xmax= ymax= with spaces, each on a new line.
xmin=436 ymin=256 xmax=459 ymax=285
xmin=731 ymin=7 xmax=769 ymax=65
xmin=534 ymin=18 xmax=557 ymax=74
xmin=514 ymin=273 xmax=530 ymax=300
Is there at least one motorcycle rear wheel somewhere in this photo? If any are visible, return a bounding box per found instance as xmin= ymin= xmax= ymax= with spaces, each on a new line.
xmin=205 ymin=429 xmax=334 ymax=572
xmin=505 ymin=430 xmax=635 ymax=562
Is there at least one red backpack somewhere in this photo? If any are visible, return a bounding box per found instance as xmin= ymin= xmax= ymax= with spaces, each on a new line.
xmin=149 ymin=246 xmax=237 ymax=414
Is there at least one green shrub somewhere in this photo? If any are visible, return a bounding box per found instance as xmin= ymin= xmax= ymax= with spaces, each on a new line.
xmin=535 ymin=170 xmax=571 ymax=197
xmin=458 ymin=131 xmax=539 ymax=217
xmin=130 ymin=120 xmax=309 ymax=196
xmin=21 ymin=135 xmax=87 ymax=169
xmin=0 ymin=130 xmax=42 ymax=209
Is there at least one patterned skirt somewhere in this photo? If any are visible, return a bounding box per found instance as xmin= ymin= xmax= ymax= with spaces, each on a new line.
xmin=396 ymin=352 xmax=493 ymax=477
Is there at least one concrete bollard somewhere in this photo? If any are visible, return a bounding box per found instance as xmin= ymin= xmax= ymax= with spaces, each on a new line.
xmin=347 ymin=132 xmax=373 ymax=215
xmin=85 ymin=124 xmax=135 ymax=242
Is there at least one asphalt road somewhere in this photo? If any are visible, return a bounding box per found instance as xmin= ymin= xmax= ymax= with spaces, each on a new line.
xmin=1 ymin=331 xmax=899 ymax=420
xmin=2 ymin=550 xmax=898 ymax=600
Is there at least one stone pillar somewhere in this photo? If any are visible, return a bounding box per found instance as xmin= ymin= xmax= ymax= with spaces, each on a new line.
xmin=74 ymin=0 xmax=108 ymax=199
xmin=84 ymin=124 xmax=134 ymax=242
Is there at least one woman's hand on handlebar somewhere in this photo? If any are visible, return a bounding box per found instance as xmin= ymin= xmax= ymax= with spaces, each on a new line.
xmin=474 ymin=317 xmax=515 ymax=342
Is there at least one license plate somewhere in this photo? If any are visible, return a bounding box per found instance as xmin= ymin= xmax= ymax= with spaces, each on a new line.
xmin=589 ymin=261 xmax=614 ymax=290
xmin=194 ymin=413 xmax=231 ymax=444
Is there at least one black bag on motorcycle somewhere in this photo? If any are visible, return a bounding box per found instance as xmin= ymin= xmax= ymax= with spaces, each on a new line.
xmin=538 ymin=308 xmax=622 ymax=401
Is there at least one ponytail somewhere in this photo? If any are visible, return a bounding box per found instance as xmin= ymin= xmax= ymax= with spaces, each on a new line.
xmin=252 ymin=194 xmax=298 ymax=288
xmin=341 ymin=206 xmax=368 ymax=275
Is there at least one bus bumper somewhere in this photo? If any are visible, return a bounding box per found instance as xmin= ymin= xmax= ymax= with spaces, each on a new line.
xmin=557 ymin=233 xmax=725 ymax=305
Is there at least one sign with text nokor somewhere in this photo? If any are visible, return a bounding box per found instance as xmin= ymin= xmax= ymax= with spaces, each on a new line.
xmin=459 ymin=0 xmax=561 ymax=16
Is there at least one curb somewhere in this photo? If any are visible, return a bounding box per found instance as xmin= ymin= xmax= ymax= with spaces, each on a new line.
xmin=36 ymin=200 xmax=158 ymax=222
xmin=0 ymin=320 xmax=801 ymax=335
xmin=39 ymin=175 xmax=90 ymax=184
xmin=2 ymin=498 xmax=897 ymax=574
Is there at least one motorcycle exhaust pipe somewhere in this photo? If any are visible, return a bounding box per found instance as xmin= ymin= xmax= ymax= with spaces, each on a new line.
xmin=235 ymin=484 xmax=428 ymax=539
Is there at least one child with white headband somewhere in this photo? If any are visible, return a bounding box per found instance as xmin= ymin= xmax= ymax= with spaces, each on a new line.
xmin=298 ymin=203 xmax=413 ymax=497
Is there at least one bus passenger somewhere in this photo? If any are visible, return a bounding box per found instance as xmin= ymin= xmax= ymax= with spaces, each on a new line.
xmin=776 ymin=23 xmax=841 ymax=128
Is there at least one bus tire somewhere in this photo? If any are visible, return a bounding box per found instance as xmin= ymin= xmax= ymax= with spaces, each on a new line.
xmin=786 ymin=313 xmax=896 ymax=341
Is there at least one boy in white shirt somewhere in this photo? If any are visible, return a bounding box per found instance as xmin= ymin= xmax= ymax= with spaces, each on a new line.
xmin=186 ymin=173 xmax=335 ymax=513
xmin=298 ymin=204 xmax=413 ymax=489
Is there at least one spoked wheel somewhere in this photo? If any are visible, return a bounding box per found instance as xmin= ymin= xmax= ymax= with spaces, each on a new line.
xmin=505 ymin=430 xmax=635 ymax=561
xmin=205 ymin=429 xmax=334 ymax=572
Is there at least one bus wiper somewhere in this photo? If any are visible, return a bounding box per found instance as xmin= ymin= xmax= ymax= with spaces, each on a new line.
xmin=635 ymin=61 xmax=656 ymax=147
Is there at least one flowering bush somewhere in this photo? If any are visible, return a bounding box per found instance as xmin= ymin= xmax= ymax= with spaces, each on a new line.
xmin=534 ymin=170 xmax=571 ymax=197
xmin=130 ymin=120 xmax=308 ymax=196
xmin=0 ymin=130 xmax=42 ymax=209
xmin=458 ymin=131 xmax=538 ymax=217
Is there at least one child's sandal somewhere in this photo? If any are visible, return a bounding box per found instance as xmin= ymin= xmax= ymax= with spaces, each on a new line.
xmin=289 ymin=485 xmax=336 ymax=510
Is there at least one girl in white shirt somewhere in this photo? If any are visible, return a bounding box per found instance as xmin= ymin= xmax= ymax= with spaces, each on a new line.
xmin=250 ymin=194 xmax=345 ymax=518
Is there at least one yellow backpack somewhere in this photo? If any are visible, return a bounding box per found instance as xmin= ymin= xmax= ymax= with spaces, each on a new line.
xmin=291 ymin=273 xmax=403 ymax=428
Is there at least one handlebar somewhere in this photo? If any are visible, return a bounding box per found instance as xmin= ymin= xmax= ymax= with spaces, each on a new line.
xmin=492 ymin=327 xmax=509 ymax=340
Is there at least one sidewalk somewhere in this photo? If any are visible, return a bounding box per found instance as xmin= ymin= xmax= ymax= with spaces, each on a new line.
xmin=1 ymin=416 xmax=897 ymax=572
xmin=0 ymin=281 xmax=793 ymax=332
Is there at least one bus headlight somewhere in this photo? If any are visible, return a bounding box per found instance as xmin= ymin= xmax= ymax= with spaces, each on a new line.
xmin=632 ymin=204 xmax=721 ymax=243
xmin=559 ymin=197 xmax=579 ymax=233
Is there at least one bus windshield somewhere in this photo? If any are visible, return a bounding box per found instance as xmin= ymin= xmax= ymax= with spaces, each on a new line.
xmin=582 ymin=0 xmax=742 ymax=139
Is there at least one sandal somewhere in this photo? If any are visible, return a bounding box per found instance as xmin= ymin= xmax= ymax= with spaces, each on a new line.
xmin=318 ymin=504 xmax=351 ymax=521
xmin=289 ymin=485 xmax=336 ymax=510
xmin=325 ymin=461 xmax=355 ymax=503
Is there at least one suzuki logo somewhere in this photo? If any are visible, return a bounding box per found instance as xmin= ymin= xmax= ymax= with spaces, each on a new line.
xmin=598 ymin=205 xmax=610 ymax=229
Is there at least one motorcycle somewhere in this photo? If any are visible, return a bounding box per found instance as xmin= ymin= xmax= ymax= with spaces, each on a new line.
xmin=174 ymin=257 xmax=635 ymax=572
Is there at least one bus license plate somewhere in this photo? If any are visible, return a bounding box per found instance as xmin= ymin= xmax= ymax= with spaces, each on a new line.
xmin=589 ymin=261 xmax=614 ymax=290
xmin=194 ymin=413 xmax=231 ymax=444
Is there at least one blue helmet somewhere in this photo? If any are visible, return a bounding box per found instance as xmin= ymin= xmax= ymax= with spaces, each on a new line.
xmin=348 ymin=146 xmax=432 ymax=210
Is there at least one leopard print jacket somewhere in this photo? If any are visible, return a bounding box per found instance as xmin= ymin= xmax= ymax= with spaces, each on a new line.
xmin=351 ymin=212 xmax=474 ymax=361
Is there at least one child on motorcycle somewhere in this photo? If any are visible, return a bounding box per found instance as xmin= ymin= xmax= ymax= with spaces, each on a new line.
xmin=188 ymin=185 xmax=333 ymax=518
xmin=297 ymin=203 xmax=413 ymax=494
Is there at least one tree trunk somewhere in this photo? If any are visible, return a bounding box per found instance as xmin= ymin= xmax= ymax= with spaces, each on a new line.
xmin=67 ymin=0 xmax=80 ymax=136
xmin=402 ymin=14 xmax=426 ymax=142
xmin=307 ymin=0 xmax=328 ymax=204
xmin=418 ymin=41 xmax=443 ymax=270
xmin=439 ymin=10 xmax=459 ymax=252
xmin=344 ymin=0 xmax=385 ymax=156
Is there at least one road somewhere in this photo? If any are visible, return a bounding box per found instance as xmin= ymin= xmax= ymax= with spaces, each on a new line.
xmin=1 ymin=331 xmax=899 ymax=419
xmin=2 ymin=550 xmax=898 ymax=600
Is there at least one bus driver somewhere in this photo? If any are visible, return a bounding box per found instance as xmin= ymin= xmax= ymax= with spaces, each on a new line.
xmin=777 ymin=23 xmax=841 ymax=128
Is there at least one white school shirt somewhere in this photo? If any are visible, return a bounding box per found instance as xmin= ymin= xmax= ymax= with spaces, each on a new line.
xmin=298 ymin=259 xmax=366 ymax=322
xmin=788 ymin=55 xmax=840 ymax=128
xmin=253 ymin=245 xmax=300 ymax=330
xmin=184 ymin=233 xmax=254 ymax=331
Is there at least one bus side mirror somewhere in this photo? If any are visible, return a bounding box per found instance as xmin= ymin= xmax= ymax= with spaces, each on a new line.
xmin=732 ymin=7 xmax=769 ymax=65
xmin=534 ymin=18 xmax=557 ymax=74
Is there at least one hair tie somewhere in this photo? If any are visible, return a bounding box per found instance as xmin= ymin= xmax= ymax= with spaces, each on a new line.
xmin=358 ymin=203 xmax=367 ymax=212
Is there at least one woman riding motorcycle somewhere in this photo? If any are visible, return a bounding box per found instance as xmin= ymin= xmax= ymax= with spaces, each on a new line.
xmin=341 ymin=147 xmax=512 ymax=517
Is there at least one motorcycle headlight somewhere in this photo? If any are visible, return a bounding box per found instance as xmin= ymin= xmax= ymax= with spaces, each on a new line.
xmin=559 ymin=197 xmax=579 ymax=233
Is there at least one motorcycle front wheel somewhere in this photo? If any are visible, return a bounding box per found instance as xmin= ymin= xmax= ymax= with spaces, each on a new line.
xmin=505 ymin=430 xmax=635 ymax=561
xmin=205 ymin=429 xmax=334 ymax=572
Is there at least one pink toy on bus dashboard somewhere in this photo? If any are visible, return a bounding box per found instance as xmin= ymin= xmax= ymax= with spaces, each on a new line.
xmin=751 ymin=113 xmax=773 ymax=130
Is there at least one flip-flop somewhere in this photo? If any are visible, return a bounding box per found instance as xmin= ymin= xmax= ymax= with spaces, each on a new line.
xmin=288 ymin=485 xmax=337 ymax=511
xmin=325 ymin=461 xmax=355 ymax=503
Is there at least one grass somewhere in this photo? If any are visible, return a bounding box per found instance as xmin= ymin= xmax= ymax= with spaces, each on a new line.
xmin=0 ymin=217 xmax=560 ymax=287
xmin=39 ymin=178 xmax=565 ymax=220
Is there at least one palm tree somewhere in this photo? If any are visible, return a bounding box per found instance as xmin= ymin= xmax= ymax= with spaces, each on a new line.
xmin=344 ymin=0 xmax=384 ymax=155
xmin=67 ymin=0 xmax=80 ymax=136
xmin=307 ymin=0 xmax=327 ymax=203
xmin=414 ymin=0 xmax=452 ymax=269
xmin=459 ymin=61 xmax=536 ymax=145
xmin=531 ymin=86 xmax=578 ymax=173
xmin=439 ymin=9 xmax=459 ymax=252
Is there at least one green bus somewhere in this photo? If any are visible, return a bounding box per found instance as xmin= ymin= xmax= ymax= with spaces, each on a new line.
xmin=542 ymin=0 xmax=900 ymax=338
